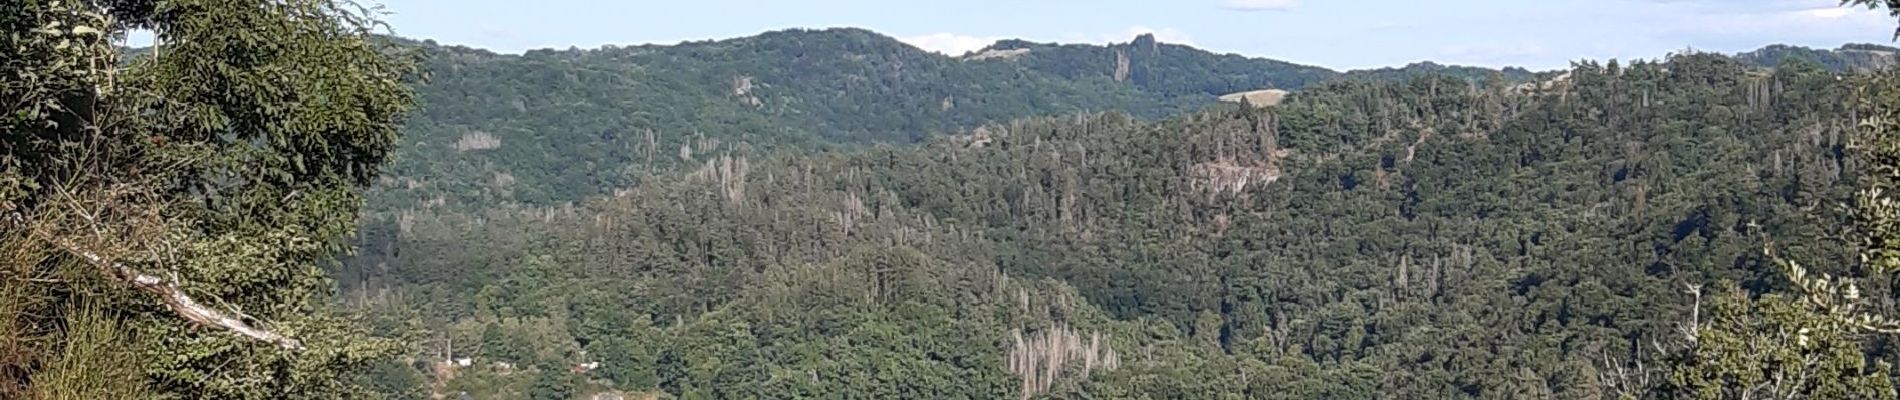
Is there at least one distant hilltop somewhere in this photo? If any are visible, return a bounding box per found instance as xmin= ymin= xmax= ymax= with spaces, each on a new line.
xmin=1733 ymin=43 xmax=1900 ymax=73
xmin=360 ymin=27 xmax=1891 ymax=207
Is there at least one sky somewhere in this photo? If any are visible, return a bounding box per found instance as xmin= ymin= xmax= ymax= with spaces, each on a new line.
xmin=365 ymin=0 xmax=1900 ymax=70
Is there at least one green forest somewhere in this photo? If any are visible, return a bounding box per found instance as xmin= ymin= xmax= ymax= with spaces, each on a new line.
xmin=11 ymin=0 xmax=1900 ymax=399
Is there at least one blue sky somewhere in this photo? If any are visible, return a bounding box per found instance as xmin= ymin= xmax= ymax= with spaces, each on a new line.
xmin=369 ymin=0 xmax=1898 ymax=70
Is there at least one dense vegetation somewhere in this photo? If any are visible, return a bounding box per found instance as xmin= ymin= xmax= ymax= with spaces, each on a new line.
xmin=1735 ymin=43 xmax=1900 ymax=73
xmin=3 ymin=0 xmax=416 ymax=398
xmin=12 ymin=1 xmax=1900 ymax=398
xmin=373 ymin=29 xmax=1560 ymax=208
xmin=372 ymin=28 xmax=1888 ymax=211
xmin=340 ymin=46 xmax=1900 ymax=397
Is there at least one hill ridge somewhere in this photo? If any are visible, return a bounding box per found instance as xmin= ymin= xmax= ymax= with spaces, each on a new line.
xmin=373 ymin=27 xmax=1882 ymax=209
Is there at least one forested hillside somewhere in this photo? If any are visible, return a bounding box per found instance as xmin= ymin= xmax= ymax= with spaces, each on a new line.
xmin=371 ymin=28 xmax=1548 ymax=208
xmin=340 ymin=50 xmax=1892 ymax=398
xmin=1734 ymin=43 xmax=1900 ymax=73
xmin=15 ymin=0 xmax=1900 ymax=398
xmin=369 ymin=28 xmax=1860 ymax=211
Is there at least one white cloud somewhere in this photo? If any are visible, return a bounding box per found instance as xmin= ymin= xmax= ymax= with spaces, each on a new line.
xmin=1221 ymin=0 xmax=1298 ymax=11
xmin=1795 ymin=7 xmax=1855 ymax=20
xmin=898 ymin=33 xmax=1004 ymax=55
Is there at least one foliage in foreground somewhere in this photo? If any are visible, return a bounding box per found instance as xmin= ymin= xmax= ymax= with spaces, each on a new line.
xmin=2 ymin=0 xmax=415 ymax=398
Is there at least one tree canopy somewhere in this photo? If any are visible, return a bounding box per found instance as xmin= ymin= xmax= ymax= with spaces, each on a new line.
xmin=339 ymin=48 xmax=1900 ymax=398
xmin=13 ymin=1 xmax=1900 ymax=399
xmin=3 ymin=0 xmax=415 ymax=397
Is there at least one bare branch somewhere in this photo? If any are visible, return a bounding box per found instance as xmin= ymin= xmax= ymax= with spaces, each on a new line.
xmin=1685 ymin=283 xmax=1704 ymax=341
xmin=10 ymin=212 xmax=304 ymax=351
xmin=54 ymin=238 xmax=304 ymax=351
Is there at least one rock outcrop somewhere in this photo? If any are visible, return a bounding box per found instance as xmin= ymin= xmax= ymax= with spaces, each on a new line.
xmin=1217 ymin=89 xmax=1288 ymax=108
